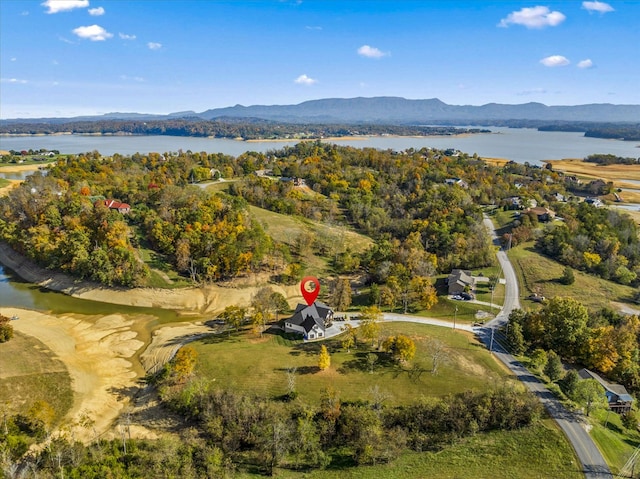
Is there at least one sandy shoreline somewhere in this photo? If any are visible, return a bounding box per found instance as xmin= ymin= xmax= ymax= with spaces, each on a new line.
xmin=1 ymin=307 xmax=143 ymax=442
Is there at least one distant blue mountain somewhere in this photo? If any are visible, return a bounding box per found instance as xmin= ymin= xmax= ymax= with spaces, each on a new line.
xmin=3 ymin=97 xmax=639 ymax=123
xmin=196 ymin=97 xmax=640 ymax=123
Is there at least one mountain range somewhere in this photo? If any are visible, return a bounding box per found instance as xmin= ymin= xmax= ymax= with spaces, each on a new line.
xmin=3 ymin=97 xmax=639 ymax=124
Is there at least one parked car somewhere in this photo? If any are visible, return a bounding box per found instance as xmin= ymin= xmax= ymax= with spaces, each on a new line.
xmin=460 ymin=292 xmax=474 ymax=300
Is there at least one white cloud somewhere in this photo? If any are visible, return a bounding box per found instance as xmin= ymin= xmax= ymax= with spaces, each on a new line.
xmin=357 ymin=45 xmax=388 ymax=59
xmin=499 ymin=6 xmax=566 ymax=28
xmin=540 ymin=55 xmax=570 ymax=67
xmin=72 ymin=24 xmax=113 ymax=41
xmin=147 ymin=42 xmax=162 ymax=50
xmin=294 ymin=74 xmax=317 ymax=85
xmin=577 ymin=59 xmax=594 ymax=68
xmin=120 ymin=75 xmax=145 ymax=82
xmin=1 ymin=78 xmax=28 ymax=84
xmin=119 ymin=32 xmax=136 ymax=40
xmin=582 ymin=1 xmax=614 ymax=13
xmin=42 ymin=0 xmax=89 ymax=14
xmin=11 ymin=57 xmax=17 ymax=62
xmin=305 ymin=25 xmax=322 ymax=30
xmin=88 ymin=6 xmax=105 ymax=16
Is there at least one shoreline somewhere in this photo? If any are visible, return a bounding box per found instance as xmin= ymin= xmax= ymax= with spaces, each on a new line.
xmin=0 ymin=241 xmax=300 ymax=313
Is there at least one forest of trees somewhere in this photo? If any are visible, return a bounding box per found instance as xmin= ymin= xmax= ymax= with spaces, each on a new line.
xmin=507 ymin=298 xmax=640 ymax=394
xmin=0 ymin=118 xmax=489 ymax=140
xmin=0 ymin=152 xmax=271 ymax=286
xmin=583 ymin=153 xmax=640 ymax=165
xmin=2 ymin=142 xmax=637 ymax=290
xmin=536 ymin=202 xmax=639 ymax=285
xmin=537 ymin=122 xmax=640 ymax=141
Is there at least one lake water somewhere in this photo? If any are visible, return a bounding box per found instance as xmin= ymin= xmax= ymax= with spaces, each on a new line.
xmin=2 ymin=128 xmax=639 ymax=166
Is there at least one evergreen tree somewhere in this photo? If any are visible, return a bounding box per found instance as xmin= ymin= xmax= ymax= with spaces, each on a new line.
xmin=544 ymin=350 xmax=564 ymax=382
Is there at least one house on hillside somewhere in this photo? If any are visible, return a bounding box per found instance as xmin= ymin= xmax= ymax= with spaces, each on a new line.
xmin=284 ymin=302 xmax=334 ymax=340
xmin=447 ymin=269 xmax=476 ymax=295
xmin=578 ymin=368 xmax=634 ymax=414
xmin=585 ymin=197 xmax=604 ymax=208
xmin=445 ymin=177 xmax=469 ymax=189
xmin=525 ymin=206 xmax=555 ymax=222
xmin=96 ymin=199 xmax=131 ymax=214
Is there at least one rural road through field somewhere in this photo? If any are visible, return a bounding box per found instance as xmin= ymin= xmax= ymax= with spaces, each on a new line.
xmin=480 ymin=214 xmax=613 ymax=479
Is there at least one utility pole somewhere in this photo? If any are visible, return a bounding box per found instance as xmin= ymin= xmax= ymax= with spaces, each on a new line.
xmin=454 ymin=305 xmax=458 ymax=330
xmin=489 ymin=328 xmax=494 ymax=352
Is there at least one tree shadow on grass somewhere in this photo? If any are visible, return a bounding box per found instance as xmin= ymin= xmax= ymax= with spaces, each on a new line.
xmin=200 ymin=329 xmax=243 ymax=345
xmin=273 ymin=365 xmax=320 ymax=376
xmin=337 ymin=351 xmax=396 ymax=375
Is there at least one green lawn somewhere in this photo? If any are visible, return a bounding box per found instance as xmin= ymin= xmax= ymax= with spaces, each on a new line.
xmin=234 ymin=420 xmax=582 ymax=479
xmin=590 ymin=408 xmax=640 ymax=476
xmin=507 ymin=241 xmax=637 ymax=311
xmin=0 ymin=332 xmax=73 ymax=424
xmin=192 ymin=322 xmax=508 ymax=406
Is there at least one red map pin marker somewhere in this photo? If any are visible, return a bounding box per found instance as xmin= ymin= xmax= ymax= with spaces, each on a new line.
xmin=300 ymin=276 xmax=320 ymax=305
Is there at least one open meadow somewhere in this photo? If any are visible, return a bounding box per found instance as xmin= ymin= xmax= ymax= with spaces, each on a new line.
xmin=192 ymin=322 xmax=508 ymax=406
xmin=507 ymin=241 xmax=638 ymax=312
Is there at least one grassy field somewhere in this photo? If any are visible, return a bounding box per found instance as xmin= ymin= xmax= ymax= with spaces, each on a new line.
xmin=248 ymin=205 xmax=373 ymax=252
xmin=507 ymin=241 xmax=638 ymax=311
xmin=233 ymin=420 xmax=582 ymax=479
xmin=0 ymin=332 xmax=73 ymax=423
xmin=589 ymin=408 xmax=640 ymax=476
xmin=192 ymin=322 xmax=508 ymax=406
xmin=191 ymin=322 xmax=582 ymax=478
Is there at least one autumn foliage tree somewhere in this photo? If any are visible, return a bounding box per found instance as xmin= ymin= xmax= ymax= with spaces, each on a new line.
xmin=0 ymin=314 xmax=13 ymax=343
xmin=318 ymin=345 xmax=331 ymax=371
xmin=382 ymin=335 xmax=416 ymax=363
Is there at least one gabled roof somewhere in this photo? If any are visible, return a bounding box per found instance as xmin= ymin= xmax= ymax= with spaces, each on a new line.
xmin=448 ymin=269 xmax=475 ymax=287
xmin=578 ymin=368 xmax=634 ymax=403
xmin=289 ymin=301 xmax=333 ymax=333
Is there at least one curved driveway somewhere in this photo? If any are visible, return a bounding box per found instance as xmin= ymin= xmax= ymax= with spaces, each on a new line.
xmin=480 ymin=214 xmax=612 ymax=479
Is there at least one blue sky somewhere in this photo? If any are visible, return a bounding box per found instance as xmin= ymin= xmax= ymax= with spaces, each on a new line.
xmin=1 ymin=0 xmax=638 ymax=118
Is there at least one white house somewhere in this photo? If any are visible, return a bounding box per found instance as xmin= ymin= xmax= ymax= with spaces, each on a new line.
xmin=284 ymin=302 xmax=334 ymax=340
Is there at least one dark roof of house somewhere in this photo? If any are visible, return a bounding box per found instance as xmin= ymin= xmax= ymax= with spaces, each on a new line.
xmin=578 ymin=368 xmax=634 ymax=403
xmin=448 ymin=269 xmax=475 ymax=287
xmin=289 ymin=301 xmax=333 ymax=333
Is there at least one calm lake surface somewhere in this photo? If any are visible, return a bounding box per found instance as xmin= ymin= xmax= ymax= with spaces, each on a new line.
xmin=1 ymin=127 xmax=639 ymax=314
xmin=2 ymin=128 xmax=639 ymax=166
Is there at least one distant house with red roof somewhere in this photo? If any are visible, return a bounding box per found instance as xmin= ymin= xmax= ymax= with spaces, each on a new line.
xmin=96 ymin=199 xmax=131 ymax=214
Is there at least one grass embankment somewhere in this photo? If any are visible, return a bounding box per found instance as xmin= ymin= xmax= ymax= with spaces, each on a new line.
xmin=507 ymin=241 xmax=637 ymax=311
xmin=0 ymin=332 xmax=73 ymax=423
xmin=192 ymin=322 xmax=507 ymax=406
xmin=589 ymin=409 xmax=640 ymax=476
xmin=233 ymin=420 xmax=582 ymax=479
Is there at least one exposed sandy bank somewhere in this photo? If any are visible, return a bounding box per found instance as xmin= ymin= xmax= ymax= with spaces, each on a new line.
xmin=0 ymin=242 xmax=300 ymax=313
xmin=0 ymin=307 xmax=144 ymax=442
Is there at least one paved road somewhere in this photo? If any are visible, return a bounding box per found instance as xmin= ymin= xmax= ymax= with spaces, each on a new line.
xmin=479 ymin=214 xmax=612 ymax=479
